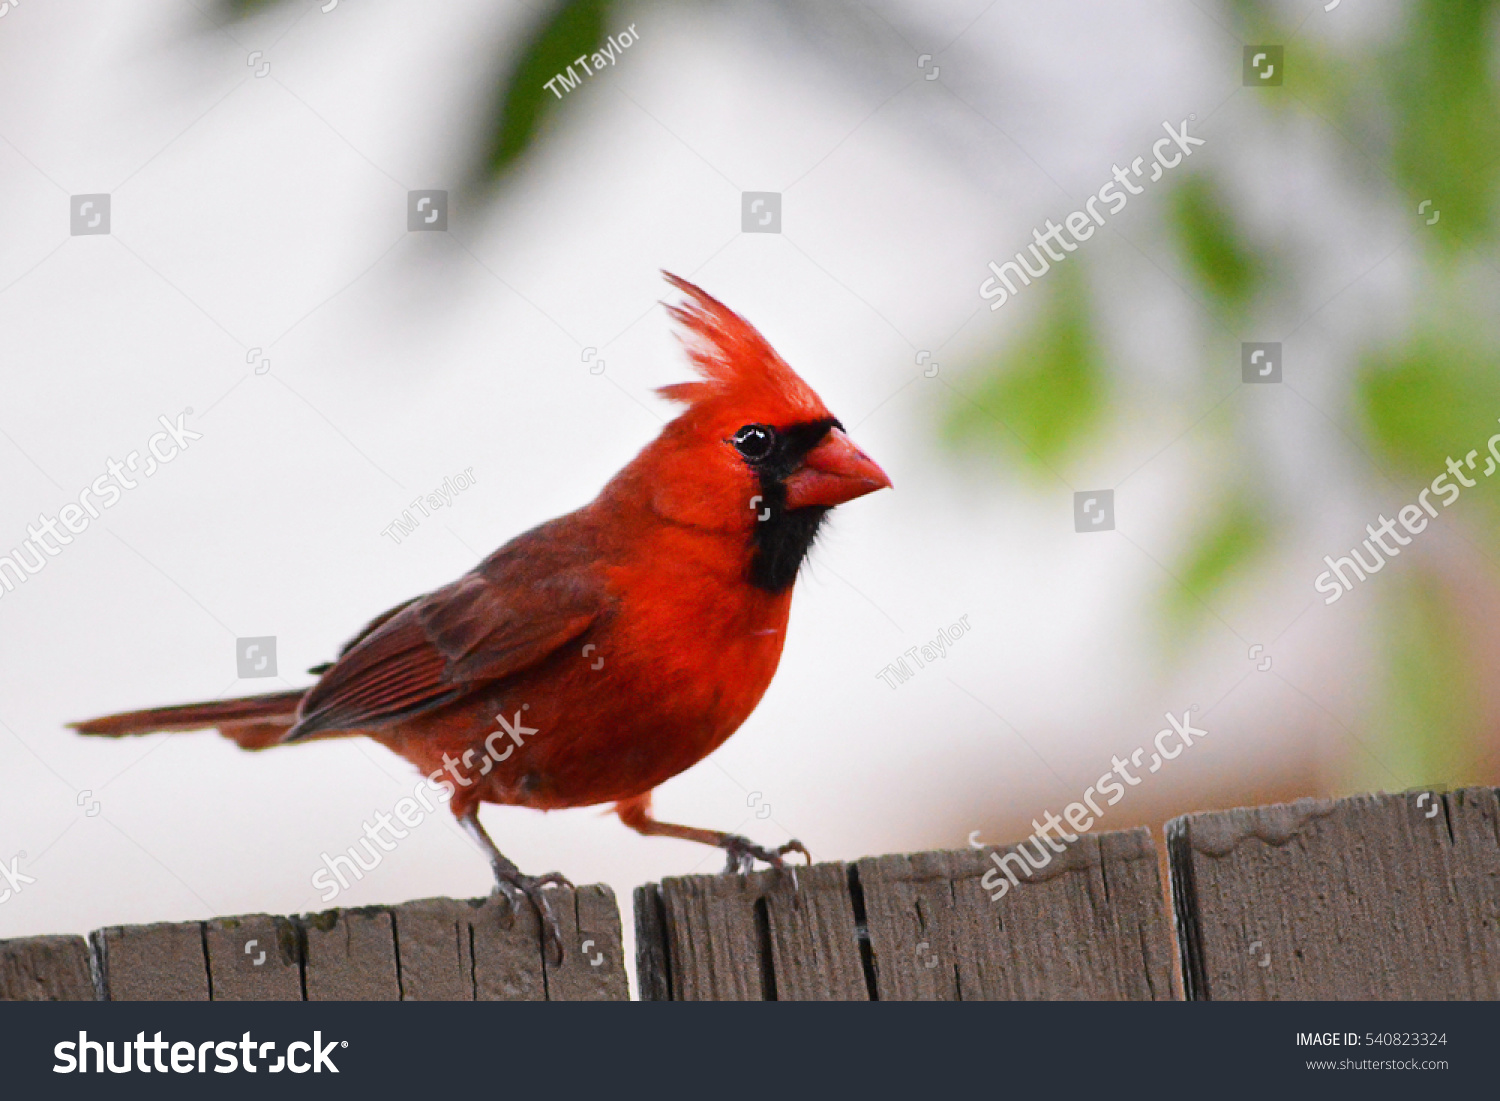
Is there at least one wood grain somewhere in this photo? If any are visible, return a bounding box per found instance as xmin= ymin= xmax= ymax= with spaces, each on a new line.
xmin=205 ymin=914 xmax=303 ymax=1001
xmin=16 ymin=792 xmax=1499 ymax=1003
xmin=469 ymin=894 xmax=547 ymax=1001
xmin=544 ymin=884 xmax=630 ymax=1001
xmin=299 ymin=907 xmax=401 ymax=1001
xmin=0 ymin=935 xmax=94 ymax=1001
xmin=392 ymin=897 xmax=475 ymax=1000
xmin=91 ymin=921 xmax=210 ymax=1001
xmin=860 ymin=829 xmax=1175 ymax=1000
xmin=390 ymin=891 xmax=627 ymax=1000
xmin=1168 ymin=787 xmax=1500 ymax=999
xmin=636 ymin=862 xmax=870 ymax=1001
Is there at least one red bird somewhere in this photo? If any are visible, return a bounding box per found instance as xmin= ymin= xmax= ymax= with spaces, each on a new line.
xmin=74 ymin=274 xmax=890 ymax=952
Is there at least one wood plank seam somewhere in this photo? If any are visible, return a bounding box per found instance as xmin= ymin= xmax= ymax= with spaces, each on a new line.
xmin=198 ymin=923 xmax=213 ymax=1002
xmin=1166 ymin=815 xmax=1207 ymax=1000
xmin=843 ymin=864 xmax=881 ymax=1001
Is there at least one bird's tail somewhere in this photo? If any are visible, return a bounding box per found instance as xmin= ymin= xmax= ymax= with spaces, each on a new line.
xmin=70 ymin=690 xmax=343 ymax=751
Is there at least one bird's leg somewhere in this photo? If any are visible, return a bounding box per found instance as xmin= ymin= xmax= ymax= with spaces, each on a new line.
xmin=615 ymin=793 xmax=810 ymax=875
xmin=457 ymin=809 xmax=571 ymax=965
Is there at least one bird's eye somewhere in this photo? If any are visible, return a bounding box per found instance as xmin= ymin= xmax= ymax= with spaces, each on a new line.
xmin=731 ymin=424 xmax=776 ymax=462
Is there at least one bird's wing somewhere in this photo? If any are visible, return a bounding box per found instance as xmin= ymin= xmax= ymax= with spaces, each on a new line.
xmin=306 ymin=596 xmax=420 ymax=675
xmin=287 ymin=522 xmax=603 ymax=740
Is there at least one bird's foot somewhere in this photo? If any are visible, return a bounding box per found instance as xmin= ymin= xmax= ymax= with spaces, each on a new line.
xmin=719 ymin=835 xmax=811 ymax=875
xmin=492 ymin=866 xmax=573 ymax=965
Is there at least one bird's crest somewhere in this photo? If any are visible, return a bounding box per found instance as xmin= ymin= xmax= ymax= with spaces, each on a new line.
xmin=658 ymin=272 xmax=827 ymax=422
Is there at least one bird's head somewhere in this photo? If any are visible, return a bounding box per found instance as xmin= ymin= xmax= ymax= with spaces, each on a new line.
xmin=616 ymin=272 xmax=891 ymax=593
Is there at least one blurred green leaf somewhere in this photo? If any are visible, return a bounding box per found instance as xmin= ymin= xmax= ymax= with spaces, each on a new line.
xmin=479 ymin=0 xmax=613 ymax=184
xmin=1386 ymin=0 xmax=1500 ymax=250
xmin=1359 ymin=569 xmax=1484 ymax=791
xmin=1358 ymin=325 xmax=1500 ymax=506
xmin=221 ymin=0 xmax=280 ymax=17
xmin=1168 ymin=173 xmax=1261 ymax=318
xmin=1162 ymin=489 xmax=1270 ymax=633
xmin=944 ymin=263 xmax=1107 ymax=477
xmin=1228 ymin=0 xmax=1358 ymax=122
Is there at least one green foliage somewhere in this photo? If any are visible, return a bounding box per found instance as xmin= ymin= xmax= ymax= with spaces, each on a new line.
xmin=1158 ymin=172 xmax=1271 ymax=632
xmin=480 ymin=0 xmax=613 ymax=183
xmin=1386 ymin=0 xmax=1500 ymax=249
xmin=944 ymin=263 xmax=1107 ymax=477
xmin=222 ymin=0 xmax=279 ymax=16
xmin=1168 ymin=173 xmax=1261 ymax=317
xmin=1345 ymin=4 xmax=1500 ymax=791
xmin=1358 ymin=326 xmax=1500 ymax=504
xmin=1162 ymin=489 xmax=1270 ymax=632
xmin=1361 ymin=569 xmax=1484 ymax=791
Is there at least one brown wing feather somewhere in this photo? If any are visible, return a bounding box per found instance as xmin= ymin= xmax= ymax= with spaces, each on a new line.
xmin=286 ymin=520 xmax=604 ymax=740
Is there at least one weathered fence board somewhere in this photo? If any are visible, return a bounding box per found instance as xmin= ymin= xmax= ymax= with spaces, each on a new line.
xmin=0 ymin=935 xmax=94 ymax=1001
xmin=466 ymin=894 xmax=548 ymax=1001
xmin=1 ymin=885 xmax=628 ymax=1001
xmin=302 ymin=906 xmax=401 ymax=1001
xmin=545 ymin=884 xmax=631 ymax=1001
xmin=634 ymin=828 xmax=1176 ymax=1000
xmin=390 ymin=898 xmax=475 ymax=1001
xmin=861 ymin=829 xmax=1174 ymax=1000
xmin=391 ymin=888 xmax=628 ymax=1001
xmin=92 ymin=921 xmax=210 ymax=1001
xmin=635 ymin=862 xmax=868 ymax=1000
xmin=205 ymin=914 xmax=303 ymax=1001
xmin=1168 ymin=787 xmax=1500 ymax=999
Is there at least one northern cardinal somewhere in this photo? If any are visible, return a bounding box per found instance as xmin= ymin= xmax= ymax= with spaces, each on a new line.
xmin=74 ymin=274 xmax=891 ymax=954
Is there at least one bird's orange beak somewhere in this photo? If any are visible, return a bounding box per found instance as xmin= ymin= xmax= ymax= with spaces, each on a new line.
xmin=784 ymin=427 xmax=892 ymax=509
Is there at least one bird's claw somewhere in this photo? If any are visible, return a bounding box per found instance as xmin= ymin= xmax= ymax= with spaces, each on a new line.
xmin=491 ymin=867 xmax=573 ymax=965
xmin=720 ymin=835 xmax=811 ymax=875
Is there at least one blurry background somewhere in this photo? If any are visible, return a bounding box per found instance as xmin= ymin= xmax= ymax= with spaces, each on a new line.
xmin=2 ymin=0 xmax=1498 ymax=984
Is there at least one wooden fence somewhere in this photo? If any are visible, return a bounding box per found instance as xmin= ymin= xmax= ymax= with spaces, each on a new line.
xmin=3 ymin=787 xmax=1497 ymax=1000
xmin=1 ymin=887 xmax=627 ymax=1002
